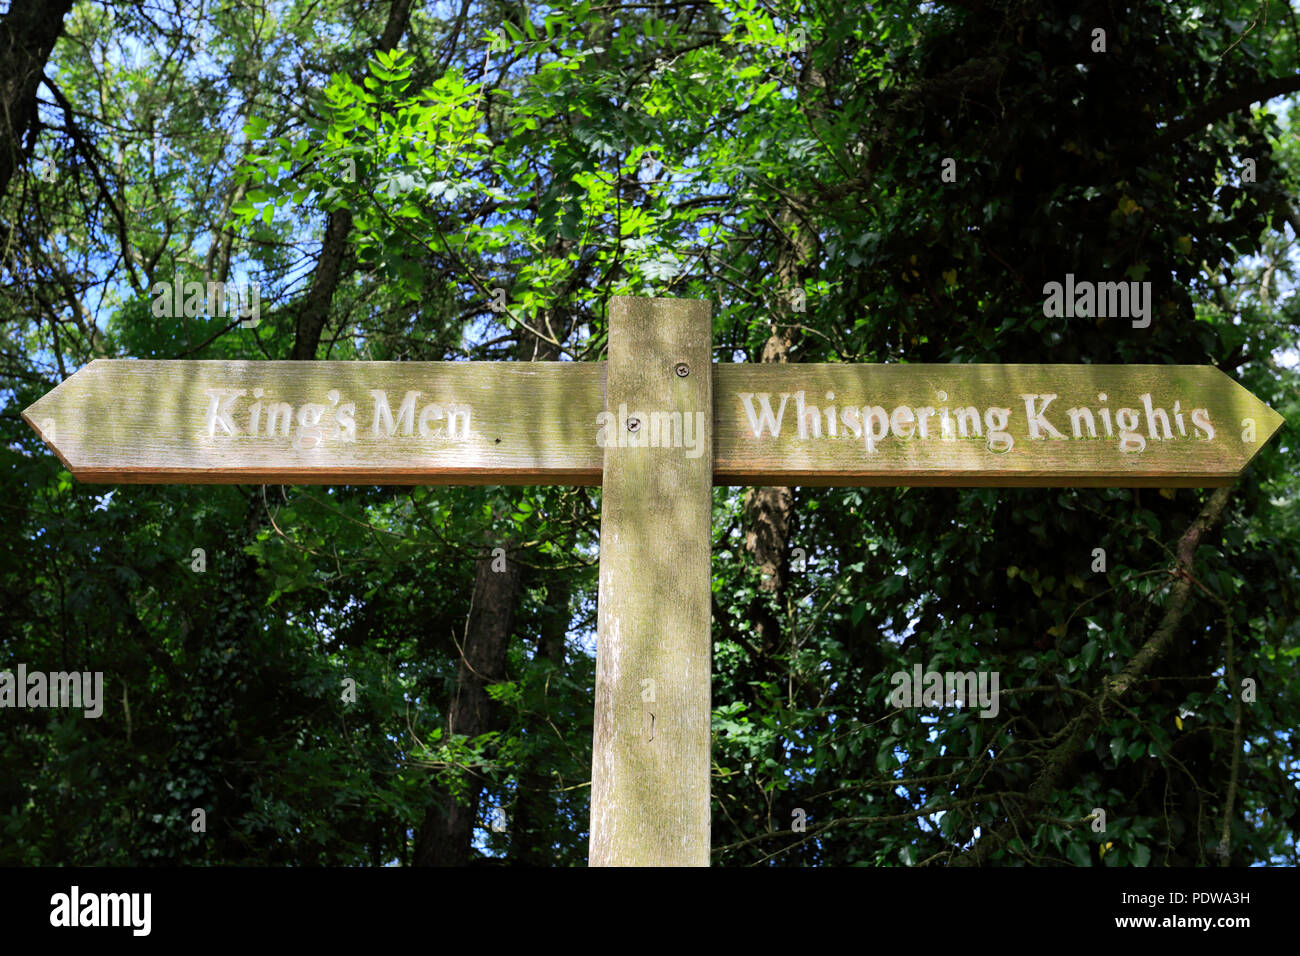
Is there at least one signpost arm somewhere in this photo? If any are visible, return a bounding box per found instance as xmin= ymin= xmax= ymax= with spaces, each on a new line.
xmin=589 ymin=296 xmax=714 ymax=866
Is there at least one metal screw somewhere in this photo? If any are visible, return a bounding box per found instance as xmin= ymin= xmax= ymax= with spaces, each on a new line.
xmin=674 ymin=362 xmax=690 ymax=377
xmin=627 ymin=417 xmax=641 ymax=432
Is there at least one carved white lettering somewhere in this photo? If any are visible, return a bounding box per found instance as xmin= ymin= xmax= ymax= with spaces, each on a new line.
xmin=370 ymin=390 xmax=420 ymax=437
xmin=204 ymin=389 xmax=245 ymax=437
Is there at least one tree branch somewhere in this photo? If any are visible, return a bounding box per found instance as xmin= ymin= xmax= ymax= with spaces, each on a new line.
xmin=1159 ymin=74 xmax=1300 ymax=144
xmin=952 ymin=487 xmax=1234 ymax=866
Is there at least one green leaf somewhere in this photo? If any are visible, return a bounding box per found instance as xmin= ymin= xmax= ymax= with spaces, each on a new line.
xmin=940 ymin=810 xmax=957 ymax=840
xmin=876 ymin=746 xmax=896 ymax=773
xmin=1067 ymin=842 xmax=1092 ymax=867
xmin=1081 ymin=639 xmax=1098 ymax=669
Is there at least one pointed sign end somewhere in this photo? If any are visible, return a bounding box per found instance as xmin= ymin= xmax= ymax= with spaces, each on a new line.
xmin=22 ymin=386 xmax=77 ymax=476
xmin=1246 ymin=392 xmax=1286 ymax=446
xmin=1228 ymin=377 xmax=1288 ymax=472
xmin=1209 ymin=367 xmax=1285 ymax=426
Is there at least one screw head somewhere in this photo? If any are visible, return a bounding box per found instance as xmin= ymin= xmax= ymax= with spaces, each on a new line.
xmin=626 ymin=417 xmax=640 ymax=432
xmin=674 ymin=362 xmax=690 ymax=377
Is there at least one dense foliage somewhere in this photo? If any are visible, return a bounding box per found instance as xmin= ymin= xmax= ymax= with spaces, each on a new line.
xmin=1 ymin=0 xmax=1297 ymax=865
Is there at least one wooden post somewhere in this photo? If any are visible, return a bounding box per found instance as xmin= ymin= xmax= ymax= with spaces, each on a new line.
xmin=589 ymin=297 xmax=713 ymax=866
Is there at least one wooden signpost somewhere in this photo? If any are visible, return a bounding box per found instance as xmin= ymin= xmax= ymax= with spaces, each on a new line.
xmin=21 ymin=297 xmax=1287 ymax=866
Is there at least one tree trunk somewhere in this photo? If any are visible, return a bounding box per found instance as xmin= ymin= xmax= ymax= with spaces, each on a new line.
xmin=0 ymin=0 xmax=76 ymax=205
xmin=743 ymin=201 xmax=817 ymax=656
xmin=413 ymin=544 xmax=521 ymax=866
xmin=507 ymin=569 xmax=571 ymax=864
xmin=289 ymin=0 xmax=413 ymax=360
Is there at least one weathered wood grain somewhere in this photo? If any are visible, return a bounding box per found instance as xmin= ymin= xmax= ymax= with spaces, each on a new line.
xmin=21 ymin=360 xmax=1284 ymax=487
xmin=711 ymin=364 xmax=1285 ymax=487
xmin=589 ymin=296 xmax=713 ymax=867
xmin=21 ymin=359 xmax=606 ymax=484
